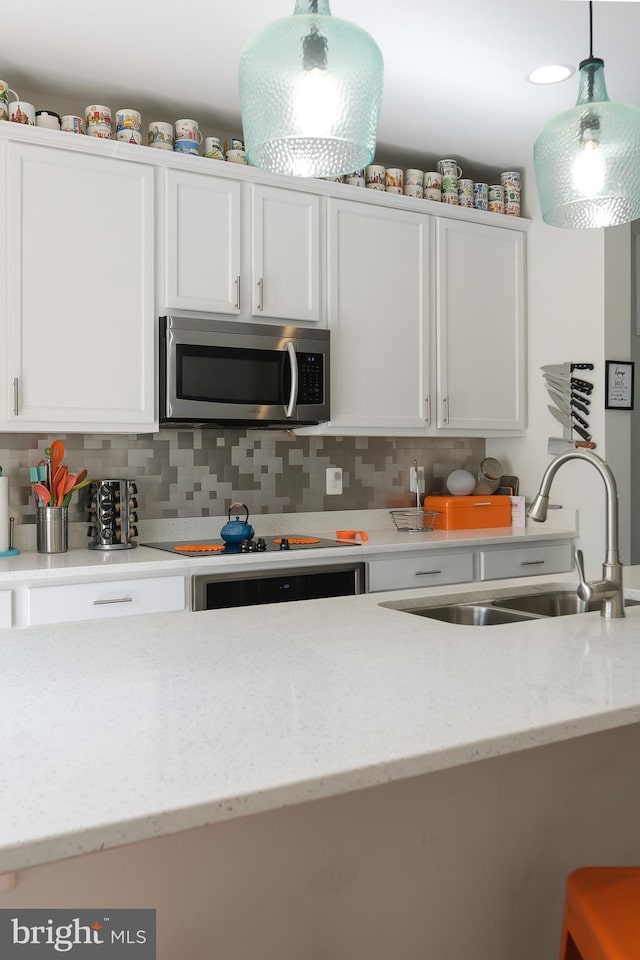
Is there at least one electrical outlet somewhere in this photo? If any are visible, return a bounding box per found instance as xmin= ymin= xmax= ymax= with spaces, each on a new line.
xmin=409 ymin=466 xmax=425 ymax=493
xmin=326 ymin=467 xmax=343 ymax=495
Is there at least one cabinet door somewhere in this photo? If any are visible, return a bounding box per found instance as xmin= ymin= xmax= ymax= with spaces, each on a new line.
xmin=250 ymin=185 xmax=322 ymax=323
xmin=326 ymin=199 xmax=430 ymax=431
xmin=3 ymin=141 xmax=155 ymax=431
xmin=436 ymin=218 xmax=526 ymax=431
xmin=161 ymin=169 xmax=241 ymax=314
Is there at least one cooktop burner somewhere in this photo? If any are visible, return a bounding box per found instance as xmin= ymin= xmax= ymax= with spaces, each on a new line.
xmin=142 ymin=536 xmax=354 ymax=558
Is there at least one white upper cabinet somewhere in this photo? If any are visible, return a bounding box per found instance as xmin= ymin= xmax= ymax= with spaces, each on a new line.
xmin=0 ymin=136 xmax=156 ymax=432
xmin=160 ymin=169 xmax=242 ymax=315
xmin=435 ymin=218 xmax=526 ymax=432
xmin=324 ymin=198 xmax=430 ymax=432
xmin=159 ymin=171 xmax=323 ymax=325
xmin=250 ymin=185 xmax=322 ymax=324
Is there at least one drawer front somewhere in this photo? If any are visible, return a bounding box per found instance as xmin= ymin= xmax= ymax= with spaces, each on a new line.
xmin=368 ymin=552 xmax=474 ymax=592
xmin=0 ymin=590 xmax=12 ymax=629
xmin=479 ymin=543 xmax=573 ymax=581
xmin=26 ymin=575 xmax=186 ymax=626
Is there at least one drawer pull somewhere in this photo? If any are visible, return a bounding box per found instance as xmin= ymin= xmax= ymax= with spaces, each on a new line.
xmin=520 ymin=559 xmax=545 ymax=566
xmin=473 ymin=502 xmax=493 ymax=507
xmin=415 ymin=570 xmax=442 ymax=576
xmin=92 ymin=596 xmax=134 ymax=605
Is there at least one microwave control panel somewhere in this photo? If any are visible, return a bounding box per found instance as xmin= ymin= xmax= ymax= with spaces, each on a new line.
xmin=297 ymin=353 xmax=325 ymax=405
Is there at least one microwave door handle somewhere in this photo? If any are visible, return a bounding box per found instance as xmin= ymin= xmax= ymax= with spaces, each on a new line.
xmin=284 ymin=342 xmax=298 ymax=418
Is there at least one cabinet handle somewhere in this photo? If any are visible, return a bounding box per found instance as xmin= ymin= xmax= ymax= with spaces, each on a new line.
xmin=415 ymin=570 xmax=442 ymax=576
xmin=13 ymin=378 xmax=18 ymax=416
xmin=424 ymin=396 xmax=431 ymax=425
xmin=92 ymin=596 xmax=134 ymax=605
xmin=520 ymin=559 xmax=545 ymax=566
xmin=235 ymin=275 xmax=241 ymax=310
xmin=257 ymin=277 xmax=264 ymax=311
xmin=442 ymin=396 xmax=449 ymax=424
xmin=473 ymin=502 xmax=493 ymax=507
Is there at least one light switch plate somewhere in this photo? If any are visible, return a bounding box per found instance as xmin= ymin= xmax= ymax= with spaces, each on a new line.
xmin=326 ymin=467 xmax=343 ymax=495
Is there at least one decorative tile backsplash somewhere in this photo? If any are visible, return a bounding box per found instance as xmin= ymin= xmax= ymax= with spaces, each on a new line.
xmin=0 ymin=430 xmax=485 ymax=523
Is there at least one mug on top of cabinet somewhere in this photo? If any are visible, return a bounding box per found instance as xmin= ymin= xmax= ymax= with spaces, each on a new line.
xmin=61 ymin=115 xmax=85 ymax=134
xmin=9 ymin=101 xmax=35 ymax=125
xmin=85 ymin=104 xmax=112 ymax=127
xmin=115 ymin=108 xmax=142 ymax=132
xmin=174 ymin=119 xmax=202 ymax=143
xmin=174 ymin=137 xmax=200 ymax=155
xmin=0 ymin=82 xmax=18 ymax=121
xmin=148 ymin=121 xmax=173 ymax=149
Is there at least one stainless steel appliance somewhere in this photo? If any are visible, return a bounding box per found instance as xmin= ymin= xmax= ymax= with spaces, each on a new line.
xmin=87 ymin=479 xmax=138 ymax=550
xmin=160 ymin=315 xmax=330 ymax=427
xmin=192 ymin=562 xmax=365 ymax=610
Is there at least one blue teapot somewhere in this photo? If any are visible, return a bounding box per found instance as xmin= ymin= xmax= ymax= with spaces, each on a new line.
xmin=220 ymin=502 xmax=255 ymax=544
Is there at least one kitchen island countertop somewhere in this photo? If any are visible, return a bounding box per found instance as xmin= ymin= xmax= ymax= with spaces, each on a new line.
xmin=2 ymin=561 xmax=640 ymax=874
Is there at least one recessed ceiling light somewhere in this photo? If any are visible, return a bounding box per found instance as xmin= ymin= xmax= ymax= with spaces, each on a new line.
xmin=527 ymin=64 xmax=576 ymax=84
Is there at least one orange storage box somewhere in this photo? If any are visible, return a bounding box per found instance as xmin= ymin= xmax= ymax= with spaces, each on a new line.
xmin=423 ymin=495 xmax=511 ymax=530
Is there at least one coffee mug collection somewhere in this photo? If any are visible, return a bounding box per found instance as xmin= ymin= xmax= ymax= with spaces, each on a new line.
xmin=0 ymin=81 xmax=247 ymax=163
xmin=0 ymin=77 xmax=519 ymax=210
xmin=326 ymin=159 xmax=522 ymax=217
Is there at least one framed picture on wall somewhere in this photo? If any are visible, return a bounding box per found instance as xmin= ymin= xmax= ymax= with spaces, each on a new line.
xmin=605 ymin=360 xmax=635 ymax=410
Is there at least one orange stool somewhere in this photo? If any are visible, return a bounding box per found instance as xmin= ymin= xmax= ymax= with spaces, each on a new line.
xmin=559 ymin=867 xmax=640 ymax=960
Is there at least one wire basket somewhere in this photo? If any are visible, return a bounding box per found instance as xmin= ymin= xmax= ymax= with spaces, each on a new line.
xmin=390 ymin=509 xmax=439 ymax=532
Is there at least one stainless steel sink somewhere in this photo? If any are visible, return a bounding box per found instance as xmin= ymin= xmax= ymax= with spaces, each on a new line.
xmin=493 ymin=590 xmax=640 ymax=618
xmin=400 ymin=603 xmax=537 ymax=625
xmin=380 ymin=588 xmax=640 ymax=625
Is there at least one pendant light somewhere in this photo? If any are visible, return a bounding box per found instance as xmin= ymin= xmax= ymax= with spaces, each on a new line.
xmin=239 ymin=0 xmax=383 ymax=179
xmin=534 ymin=2 xmax=640 ymax=229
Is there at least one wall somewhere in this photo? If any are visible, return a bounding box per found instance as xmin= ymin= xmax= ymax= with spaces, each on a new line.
xmin=5 ymin=724 xmax=640 ymax=960
xmin=488 ymin=157 xmax=633 ymax=578
xmin=0 ymin=431 xmax=485 ymax=525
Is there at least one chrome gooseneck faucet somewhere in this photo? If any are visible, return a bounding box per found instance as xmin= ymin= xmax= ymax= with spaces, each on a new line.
xmin=527 ymin=450 xmax=625 ymax=619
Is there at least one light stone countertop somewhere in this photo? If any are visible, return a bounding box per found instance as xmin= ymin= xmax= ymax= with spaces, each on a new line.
xmin=0 ymin=508 xmax=577 ymax=583
xmin=2 ymin=558 xmax=640 ymax=875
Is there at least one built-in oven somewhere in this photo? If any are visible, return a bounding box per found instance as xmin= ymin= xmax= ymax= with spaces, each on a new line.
xmin=160 ymin=315 xmax=330 ymax=427
xmin=192 ymin=562 xmax=365 ymax=610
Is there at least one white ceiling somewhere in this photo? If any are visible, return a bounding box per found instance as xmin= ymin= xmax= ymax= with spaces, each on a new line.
xmin=4 ymin=1 xmax=640 ymax=176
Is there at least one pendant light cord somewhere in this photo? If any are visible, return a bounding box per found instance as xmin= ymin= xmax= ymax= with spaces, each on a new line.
xmin=589 ymin=1 xmax=593 ymax=58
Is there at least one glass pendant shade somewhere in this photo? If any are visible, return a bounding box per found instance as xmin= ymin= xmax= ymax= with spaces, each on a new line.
xmin=534 ymin=58 xmax=640 ymax=228
xmin=239 ymin=0 xmax=384 ymax=178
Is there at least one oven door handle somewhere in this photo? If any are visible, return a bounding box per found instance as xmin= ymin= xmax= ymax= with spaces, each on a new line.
xmin=284 ymin=342 xmax=298 ymax=418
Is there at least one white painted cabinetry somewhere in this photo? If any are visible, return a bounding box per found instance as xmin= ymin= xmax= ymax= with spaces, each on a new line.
xmin=435 ymin=218 xmax=526 ymax=431
xmin=24 ymin=575 xmax=186 ymax=626
xmin=367 ymin=539 xmax=573 ymax=591
xmin=0 ymin=137 xmax=156 ymax=432
xmin=324 ymin=198 xmax=430 ymax=432
xmin=159 ymin=171 xmax=323 ymax=324
xmin=299 ymin=196 xmax=527 ymax=437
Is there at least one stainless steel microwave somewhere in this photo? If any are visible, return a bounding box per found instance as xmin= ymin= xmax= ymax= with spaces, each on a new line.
xmin=160 ymin=316 xmax=330 ymax=427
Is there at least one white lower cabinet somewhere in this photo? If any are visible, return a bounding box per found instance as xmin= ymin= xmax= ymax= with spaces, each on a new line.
xmin=0 ymin=590 xmax=12 ymax=629
xmin=367 ymin=540 xmax=574 ymax=593
xmin=367 ymin=552 xmax=474 ymax=592
xmin=25 ymin=575 xmax=186 ymax=626
xmin=479 ymin=543 xmax=573 ymax=581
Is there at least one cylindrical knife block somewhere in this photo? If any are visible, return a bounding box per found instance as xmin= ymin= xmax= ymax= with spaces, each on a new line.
xmin=87 ymin=479 xmax=138 ymax=550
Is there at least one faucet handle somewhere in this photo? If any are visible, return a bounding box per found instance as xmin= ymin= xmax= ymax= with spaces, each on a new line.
xmin=575 ymin=548 xmax=592 ymax=602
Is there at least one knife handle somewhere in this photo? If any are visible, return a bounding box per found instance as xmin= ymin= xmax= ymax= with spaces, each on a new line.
xmin=571 ymin=363 xmax=594 ymax=371
xmin=573 ymin=423 xmax=592 ymax=442
xmin=571 ymin=410 xmax=589 ymax=430
xmin=571 ymin=377 xmax=593 ymax=392
xmin=571 ymin=396 xmax=590 ymax=413
xmin=575 ymin=440 xmax=597 ymax=449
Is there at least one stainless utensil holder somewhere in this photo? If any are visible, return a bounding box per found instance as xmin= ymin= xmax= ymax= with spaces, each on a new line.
xmin=87 ymin=479 xmax=138 ymax=550
xmin=37 ymin=506 xmax=68 ymax=554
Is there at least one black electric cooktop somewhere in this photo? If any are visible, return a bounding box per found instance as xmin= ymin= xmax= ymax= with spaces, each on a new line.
xmin=142 ymin=536 xmax=355 ymax=559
